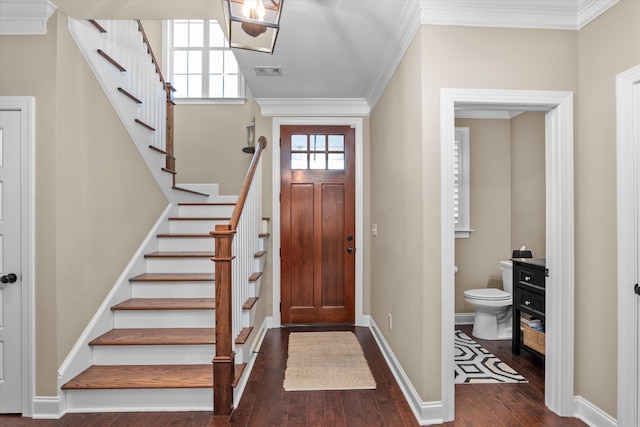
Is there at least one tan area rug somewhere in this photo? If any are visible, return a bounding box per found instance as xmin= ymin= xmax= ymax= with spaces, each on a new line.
xmin=283 ymin=331 xmax=377 ymax=391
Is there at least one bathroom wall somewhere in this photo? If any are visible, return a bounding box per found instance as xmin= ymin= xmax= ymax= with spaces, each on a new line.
xmin=454 ymin=119 xmax=511 ymax=313
xmin=455 ymin=114 xmax=546 ymax=314
xmin=511 ymin=112 xmax=546 ymax=257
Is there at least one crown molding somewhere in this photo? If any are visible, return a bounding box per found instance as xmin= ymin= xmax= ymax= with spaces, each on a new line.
xmin=0 ymin=0 xmax=57 ymax=35
xmin=366 ymin=0 xmax=421 ymax=111
xmin=256 ymin=98 xmax=370 ymax=117
xmin=418 ymin=0 xmax=619 ymax=31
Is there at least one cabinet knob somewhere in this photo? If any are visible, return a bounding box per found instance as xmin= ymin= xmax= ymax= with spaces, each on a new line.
xmin=524 ymin=276 xmax=531 ymax=281
xmin=524 ymin=300 xmax=531 ymax=306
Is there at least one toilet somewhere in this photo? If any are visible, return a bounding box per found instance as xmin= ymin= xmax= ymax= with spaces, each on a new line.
xmin=463 ymin=260 xmax=513 ymax=340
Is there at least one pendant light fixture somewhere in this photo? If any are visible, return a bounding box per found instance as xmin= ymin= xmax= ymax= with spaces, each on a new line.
xmin=222 ymin=0 xmax=283 ymax=54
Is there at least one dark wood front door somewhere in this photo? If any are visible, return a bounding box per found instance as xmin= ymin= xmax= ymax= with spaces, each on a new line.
xmin=280 ymin=125 xmax=356 ymax=324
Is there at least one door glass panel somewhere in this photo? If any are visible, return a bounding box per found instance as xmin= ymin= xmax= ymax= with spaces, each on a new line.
xmin=328 ymin=135 xmax=344 ymax=151
xmin=310 ymin=135 xmax=326 ymax=151
xmin=291 ymin=135 xmax=307 ymax=151
xmin=291 ymin=153 xmax=307 ymax=169
xmin=328 ymin=153 xmax=345 ymax=170
xmin=310 ymin=153 xmax=326 ymax=170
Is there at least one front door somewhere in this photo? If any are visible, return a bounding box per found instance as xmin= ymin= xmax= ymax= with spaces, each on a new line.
xmin=280 ymin=125 xmax=355 ymax=324
xmin=0 ymin=109 xmax=23 ymax=413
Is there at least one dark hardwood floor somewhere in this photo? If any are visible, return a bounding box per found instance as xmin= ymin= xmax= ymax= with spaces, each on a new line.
xmin=0 ymin=324 xmax=587 ymax=426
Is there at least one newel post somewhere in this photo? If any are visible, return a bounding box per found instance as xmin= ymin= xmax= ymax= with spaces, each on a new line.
xmin=210 ymin=224 xmax=236 ymax=415
xmin=164 ymin=83 xmax=176 ymax=173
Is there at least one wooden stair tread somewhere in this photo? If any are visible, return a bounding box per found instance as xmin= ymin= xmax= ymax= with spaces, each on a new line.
xmin=157 ymin=233 xmax=214 ymax=238
xmin=169 ymin=217 xmax=231 ymax=221
xmin=144 ymin=251 xmax=215 ymax=258
xmin=112 ymin=298 xmax=215 ymax=311
xmin=235 ymin=327 xmax=253 ymax=345
xmin=232 ymin=363 xmax=247 ymax=388
xmin=61 ymin=364 xmax=213 ymax=389
xmin=248 ymin=272 xmax=262 ymax=282
xmin=242 ymin=297 xmax=258 ymax=310
xmin=89 ymin=328 xmax=216 ymax=346
xmin=130 ymin=272 xmax=214 ymax=282
xmin=254 ymin=251 xmax=266 ymax=258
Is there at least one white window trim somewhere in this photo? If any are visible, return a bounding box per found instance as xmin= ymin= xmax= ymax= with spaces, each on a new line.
xmin=454 ymin=127 xmax=472 ymax=238
xmin=162 ymin=20 xmax=246 ymax=103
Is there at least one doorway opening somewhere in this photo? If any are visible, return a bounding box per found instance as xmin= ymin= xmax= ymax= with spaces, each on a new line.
xmin=441 ymin=89 xmax=575 ymax=421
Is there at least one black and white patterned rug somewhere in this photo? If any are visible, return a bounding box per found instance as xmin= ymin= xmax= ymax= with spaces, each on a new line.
xmin=454 ymin=330 xmax=528 ymax=384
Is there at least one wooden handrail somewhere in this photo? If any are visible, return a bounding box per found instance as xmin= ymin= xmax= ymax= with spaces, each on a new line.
xmin=135 ymin=20 xmax=176 ymax=174
xmin=230 ymin=136 xmax=268 ymax=230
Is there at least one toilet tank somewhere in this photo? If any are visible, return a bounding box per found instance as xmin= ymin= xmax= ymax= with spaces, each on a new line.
xmin=500 ymin=260 xmax=513 ymax=294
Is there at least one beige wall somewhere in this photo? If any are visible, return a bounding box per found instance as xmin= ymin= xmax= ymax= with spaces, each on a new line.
xmin=1 ymin=11 xmax=167 ymax=394
xmin=575 ymin=0 xmax=640 ymax=417
xmin=370 ymin=33 xmax=430 ymax=398
xmin=454 ymin=119 xmax=511 ymax=313
xmin=511 ymin=112 xmax=546 ymax=256
xmin=174 ymin=102 xmax=255 ymax=195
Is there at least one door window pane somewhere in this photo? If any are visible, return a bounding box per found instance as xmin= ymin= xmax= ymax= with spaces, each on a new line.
xmin=310 ymin=153 xmax=326 ymax=170
xmin=328 ymin=153 xmax=345 ymax=170
xmin=291 ymin=135 xmax=307 ymax=151
xmin=328 ymin=135 xmax=344 ymax=151
xmin=310 ymin=135 xmax=326 ymax=151
xmin=291 ymin=153 xmax=307 ymax=169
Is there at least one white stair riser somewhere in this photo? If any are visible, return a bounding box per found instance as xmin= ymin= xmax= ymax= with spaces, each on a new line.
xmin=113 ymin=309 xmax=215 ymax=329
xmin=131 ymin=282 xmax=215 ymax=299
xmin=92 ymin=344 xmax=215 ymax=365
xmin=178 ymin=205 xmax=235 ymax=218
xmin=158 ymin=237 xmax=215 ymax=252
xmin=64 ymin=388 xmax=213 ymax=412
xmin=258 ymin=236 xmax=268 ymax=252
xmin=145 ymin=257 xmax=214 ymax=274
xmin=169 ymin=219 xmax=229 ymax=234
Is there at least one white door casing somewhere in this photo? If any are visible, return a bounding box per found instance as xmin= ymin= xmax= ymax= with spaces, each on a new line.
xmin=0 ymin=97 xmax=35 ymax=417
xmin=0 ymin=109 xmax=22 ymax=413
xmin=441 ymin=89 xmax=575 ymax=421
xmin=616 ymin=64 xmax=640 ymax=427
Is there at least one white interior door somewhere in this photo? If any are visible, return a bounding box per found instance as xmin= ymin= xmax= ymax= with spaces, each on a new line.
xmin=617 ymin=64 xmax=640 ymax=427
xmin=0 ymin=109 xmax=22 ymax=414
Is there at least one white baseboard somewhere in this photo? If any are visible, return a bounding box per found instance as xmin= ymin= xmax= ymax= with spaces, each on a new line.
xmin=573 ymin=396 xmax=617 ymax=427
xmin=366 ymin=315 xmax=443 ymax=426
xmin=32 ymin=396 xmax=63 ymax=419
xmin=454 ymin=312 xmax=475 ymax=325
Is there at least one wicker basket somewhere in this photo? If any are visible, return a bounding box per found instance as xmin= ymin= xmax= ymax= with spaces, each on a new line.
xmin=523 ymin=325 xmax=545 ymax=355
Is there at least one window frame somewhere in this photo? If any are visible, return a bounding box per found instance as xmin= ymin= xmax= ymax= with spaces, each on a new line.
xmin=163 ymin=19 xmax=246 ymax=104
xmin=454 ymin=127 xmax=472 ymax=238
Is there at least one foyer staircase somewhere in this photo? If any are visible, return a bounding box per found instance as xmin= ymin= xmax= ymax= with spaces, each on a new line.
xmin=61 ymin=202 xmax=269 ymax=411
xmin=60 ymin=18 xmax=269 ymax=414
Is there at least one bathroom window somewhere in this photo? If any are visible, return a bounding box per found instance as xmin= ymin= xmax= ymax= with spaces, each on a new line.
xmin=455 ymin=127 xmax=471 ymax=238
xmin=164 ymin=20 xmax=245 ymax=102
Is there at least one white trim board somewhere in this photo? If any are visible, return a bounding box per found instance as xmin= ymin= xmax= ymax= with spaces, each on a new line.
xmin=367 ymin=316 xmax=443 ymax=426
xmin=440 ymin=89 xmax=575 ymax=421
xmin=258 ymin=111 xmax=365 ymax=329
xmin=0 ymin=96 xmax=36 ymax=417
xmin=616 ymin=64 xmax=640 ymax=427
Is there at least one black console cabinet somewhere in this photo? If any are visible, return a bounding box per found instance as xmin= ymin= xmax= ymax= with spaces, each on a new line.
xmin=512 ymin=258 xmax=547 ymax=362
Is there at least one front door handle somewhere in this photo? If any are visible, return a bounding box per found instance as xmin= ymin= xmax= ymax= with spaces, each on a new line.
xmin=0 ymin=273 xmax=17 ymax=285
xmin=347 ymin=247 xmax=355 ymax=254
xmin=635 ymin=283 xmax=640 ymax=296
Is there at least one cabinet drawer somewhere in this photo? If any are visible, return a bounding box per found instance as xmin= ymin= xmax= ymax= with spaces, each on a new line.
xmin=518 ymin=267 xmax=545 ymax=288
xmin=516 ymin=288 xmax=545 ymax=317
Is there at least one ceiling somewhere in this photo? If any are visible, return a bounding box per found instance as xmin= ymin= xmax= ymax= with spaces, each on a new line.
xmin=41 ymin=0 xmax=620 ymax=108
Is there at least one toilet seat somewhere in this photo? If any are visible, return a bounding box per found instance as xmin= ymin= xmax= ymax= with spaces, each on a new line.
xmin=464 ymin=288 xmax=511 ymax=302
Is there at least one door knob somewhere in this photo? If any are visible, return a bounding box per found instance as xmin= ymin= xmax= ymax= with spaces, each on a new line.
xmin=347 ymin=247 xmax=355 ymax=254
xmin=0 ymin=273 xmax=17 ymax=284
xmin=635 ymin=283 xmax=639 ymax=296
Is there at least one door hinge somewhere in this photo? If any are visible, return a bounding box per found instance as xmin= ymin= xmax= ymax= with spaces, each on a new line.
xmin=279 ymin=248 xmax=282 ymax=257
xmin=279 ymin=192 xmax=281 ymax=202
xmin=279 ymin=302 xmax=282 ymax=312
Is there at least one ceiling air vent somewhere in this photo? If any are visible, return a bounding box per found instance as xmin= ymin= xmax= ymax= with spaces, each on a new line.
xmin=255 ymin=66 xmax=283 ymax=76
